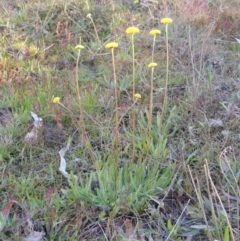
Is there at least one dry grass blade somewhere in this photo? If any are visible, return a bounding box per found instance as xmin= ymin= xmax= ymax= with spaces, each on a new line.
xmin=0 ymin=197 xmax=22 ymax=232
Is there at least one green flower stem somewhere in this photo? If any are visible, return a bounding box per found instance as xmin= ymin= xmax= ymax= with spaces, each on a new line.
xmin=131 ymin=34 xmax=136 ymax=162
xmin=157 ymin=23 xmax=170 ymax=158
xmin=75 ymin=48 xmax=96 ymax=164
xmin=131 ymin=34 xmax=136 ymax=97
xmin=161 ymin=24 xmax=169 ymax=125
xmin=151 ymin=35 xmax=156 ymax=62
xmin=143 ymin=64 xmax=155 ymax=162
xmin=148 ymin=66 xmax=154 ymax=131
xmin=111 ymin=47 xmax=119 ymax=161
xmin=89 ymin=16 xmax=101 ymax=46
xmin=149 ymin=35 xmax=157 ymax=132
xmin=110 ymin=47 xmax=119 ymax=200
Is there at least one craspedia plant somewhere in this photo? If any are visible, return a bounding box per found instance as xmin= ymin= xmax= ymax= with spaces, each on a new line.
xmin=52 ymin=97 xmax=60 ymax=104
xmin=148 ymin=62 xmax=158 ymax=68
xmin=126 ymin=27 xmax=140 ymax=35
xmin=105 ymin=42 xmax=119 ymax=160
xmin=149 ymin=29 xmax=161 ymax=35
xmin=148 ymin=29 xmax=160 ymax=134
xmin=75 ymin=45 xmax=84 ymax=50
xmin=86 ymin=13 xmax=100 ymax=45
xmin=160 ymin=17 xmax=173 ymax=125
xmin=149 ymin=29 xmax=161 ymax=62
xmin=126 ymin=26 xmax=140 ymax=162
xmin=105 ymin=42 xmax=119 ymax=49
xmin=161 ymin=18 xmax=173 ymax=24
xmin=134 ymin=93 xmax=141 ymax=99
xmin=126 ymin=26 xmax=140 ymax=97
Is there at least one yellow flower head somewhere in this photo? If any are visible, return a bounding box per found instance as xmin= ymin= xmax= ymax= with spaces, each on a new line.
xmin=148 ymin=62 xmax=158 ymax=68
xmin=86 ymin=13 xmax=92 ymax=18
xmin=105 ymin=42 xmax=118 ymax=49
xmin=53 ymin=97 xmax=60 ymax=104
xmin=126 ymin=27 xmax=140 ymax=35
xmin=161 ymin=18 xmax=173 ymax=24
xmin=25 ymin=75 xmax=31 ymax=81
xmin=29 ymin=44 xmax=38 ymax=54
xmin=134 ymin=93 xmax=141 ymax=99
xmin=149 ymin=29 xmax=161 ymax=36
xmin=75 ymin=45 xmax=84 ymax=50
xmin=159 ymin=202 xmax=165 ymax=208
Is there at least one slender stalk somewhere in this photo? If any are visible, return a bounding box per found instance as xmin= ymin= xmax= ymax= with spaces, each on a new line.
xmin=142 ymin=30 xmax=161 ymax=160
xmin=131 ymin=34 xmax=136 ymax=97
xmin=88 ymin=15 xmax=101 ymax=47
xmin=157 ymin=18 xmax=172 ymax=158
xmin=131 ymin=34 xmax=136 ymax=162
xmin=126 ymin=27 xmax=140 ymax=162
xmin=161 ymin=24 xmax=169 ymax=124
xmin=188 ymin=165 xmax=213 ymax=240
xmin=111 ymin=47 xmax=119 ymax=161
xmin=85 ymin=0 xmax=90 ymax=11
xmin=148 ymin=66 xmax=154 ymax=131
xmin=148 ymin=35 xmax=157 ymax=132
xmin=75 ymin=49 xmax=96 ymax=164
xmin=110 ymin=47 xmax=119 ymax=200
xmin=205 ymin=160 xmax=235 ymax=241
xmin=143 ymin=64 xmax=155 ymax=162
xmin=151 ymin=35 xmax=156 ymax=62
xmin=105 ymin=42 xmax=119 ymax=199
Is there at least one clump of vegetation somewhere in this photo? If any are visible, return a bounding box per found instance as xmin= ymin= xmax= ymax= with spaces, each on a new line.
xmin=0 ymin=0 xmax=240 ymax=240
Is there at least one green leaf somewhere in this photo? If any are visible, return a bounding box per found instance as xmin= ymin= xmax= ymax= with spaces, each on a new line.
xmin=167 ymin=219 xmax=173 ymax=231
xmin=224 ymin=226 xmax=230 ymax=241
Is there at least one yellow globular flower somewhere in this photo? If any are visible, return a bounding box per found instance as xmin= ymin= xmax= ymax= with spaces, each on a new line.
xmin=105 ymin=42 xmax=118 ymax=49
xmin=161 ymin=18 xmax=173 ymax=24
xmin=29 ymin=44 xmax=38 ymax=54
xmin=25 ymin=75 xmax=31 ymax=81
xmin=13 ymin=41 xmax=25 ymax=51
xmin=159 ymin=202 xmax=164 ymax=208
xmin=134 ymin=93 xmax=141 ymax=99
xmin=75 ymin=45 xmax=84 ymax=50
xmin=148 ymin=62 xmax=158 ymax=68
xmin=52 ymin=97 xmax=60 ymax=104
xmin=149 ymin=29 xmax=161 ymax=36
xmin=86 ymin=13 xmax=92 ymax=18
xmin=126 ymin=27 xmax=140 ymax=35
